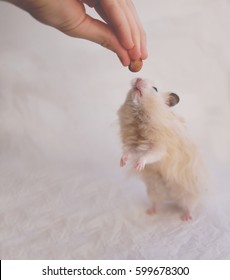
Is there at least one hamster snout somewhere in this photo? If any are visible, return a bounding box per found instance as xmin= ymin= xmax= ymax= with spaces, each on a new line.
xmin=132 ymin=78 xmax=152 ymax=92
xmin=134 ymin=77 xmax=143 ymax=88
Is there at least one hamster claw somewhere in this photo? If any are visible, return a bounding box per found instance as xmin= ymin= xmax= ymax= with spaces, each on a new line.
xmin=120 ymin=154 xmax=128 ymax=167
xmin=181 ymin=213 xmax=192 ymax=222
xmin=135 ymin=159 xmax=146 ymax=171
xmin=146 ymin=207 xmax=157 ymax=215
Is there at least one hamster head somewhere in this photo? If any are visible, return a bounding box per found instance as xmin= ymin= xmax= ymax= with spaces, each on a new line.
xmin=118 ymin=78 xmax=182 ymax=152
xmin=118 ymin=78 xmax=181 ymax=129
xmin=130 ymin=78 xmax=180 ymax=108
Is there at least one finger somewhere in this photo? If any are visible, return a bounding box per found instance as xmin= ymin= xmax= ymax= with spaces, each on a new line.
xmin=126 ymin=19 xmax=141 ymax=60
xmin=126 ymin=0 xmax=148 ymax=60
xmin=129 ymin=26 xmax=148 ymax=60
xmin=89 ymin=1 xmax=141 ymax=60
xmin=87 ymin=0 xmax=147 ymax=60
xmin=140 ymin=29 xmax=148 ymax=60
xmin=64 ymin=13 xmax=130 ymax=66
xmin=117 ymin=0 xmax=140 ymax=60
xmin=98 ymin=0 xmax=134 ymax=50
xmin=94 ymin=0 xmax=140 ymax=60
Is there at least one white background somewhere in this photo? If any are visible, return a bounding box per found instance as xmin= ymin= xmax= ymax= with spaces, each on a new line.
xmin=0 ymin=0 xmax=230 ymax=259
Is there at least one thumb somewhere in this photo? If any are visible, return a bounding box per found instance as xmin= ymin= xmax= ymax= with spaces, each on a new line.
xmin=61 ymin=14 xmax=130 ymax=66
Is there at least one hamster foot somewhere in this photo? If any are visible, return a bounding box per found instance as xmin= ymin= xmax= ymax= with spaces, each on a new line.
xmin=146 ymin=207 xmax=157 ymax=215
xmin=181 ymin=213 xmax=192 ymax=222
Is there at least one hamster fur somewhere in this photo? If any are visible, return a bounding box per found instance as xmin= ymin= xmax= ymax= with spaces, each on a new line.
xmin=118 ymin=78 xmax=202 ymax=221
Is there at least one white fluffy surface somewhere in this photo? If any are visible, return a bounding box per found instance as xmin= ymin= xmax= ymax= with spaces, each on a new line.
xmin=0 ymin=0 xmax=230 ymax=259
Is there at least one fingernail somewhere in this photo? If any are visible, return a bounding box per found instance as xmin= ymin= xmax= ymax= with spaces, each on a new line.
xmin=118 ymin=54 xmax=130 ymax=67
xmin=128 ymin=46 xmax=141 ymax=61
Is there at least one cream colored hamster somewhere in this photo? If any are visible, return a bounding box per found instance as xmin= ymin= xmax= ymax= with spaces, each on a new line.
xmin=118 ymin=78 xmax=202 ymax=221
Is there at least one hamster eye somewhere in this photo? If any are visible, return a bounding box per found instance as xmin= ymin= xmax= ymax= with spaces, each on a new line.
xmin=152 ymin=86 xmax=158 ymax=92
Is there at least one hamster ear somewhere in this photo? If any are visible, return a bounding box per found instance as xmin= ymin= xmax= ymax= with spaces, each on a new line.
xmin=167 ymin=93 xmax=180 ymax=107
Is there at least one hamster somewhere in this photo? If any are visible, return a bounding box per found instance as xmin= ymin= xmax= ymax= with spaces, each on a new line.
xmin=118 ymin=78 xmax=202 ymax=221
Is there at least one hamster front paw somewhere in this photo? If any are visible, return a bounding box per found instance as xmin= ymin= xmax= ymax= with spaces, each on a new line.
xmin=135 ymin=159 xmax=146 ymax=171
xmin=120 ymin=154 xmax=129 ymax=167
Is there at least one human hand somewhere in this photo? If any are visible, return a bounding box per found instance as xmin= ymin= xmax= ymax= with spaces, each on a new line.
xmin=5 ymin=0 xmax=148 ymax=66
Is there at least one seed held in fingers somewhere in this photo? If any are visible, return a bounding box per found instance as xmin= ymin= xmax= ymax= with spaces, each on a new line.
xmin=128 ymin=58 xmax=143 ymax=72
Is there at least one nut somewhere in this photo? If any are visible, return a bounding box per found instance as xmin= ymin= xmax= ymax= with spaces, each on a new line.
xmin=128 ymin=58 xmax=143 ymax=72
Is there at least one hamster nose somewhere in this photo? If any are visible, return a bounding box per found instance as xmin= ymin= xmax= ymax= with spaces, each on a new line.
xmin=135 ymin=78 xmax=142 ymax=86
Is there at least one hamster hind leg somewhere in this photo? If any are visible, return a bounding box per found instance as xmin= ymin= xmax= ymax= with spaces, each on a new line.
xmin=181 ymin=208 xmax=192 ymax=222
xmin=146 ymin=203 xmax=158 ymax=215
xmin=176 ymin=193 xmax=197 ymax=222
xmin=144 ymin=173 xmax=167 ymax=216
